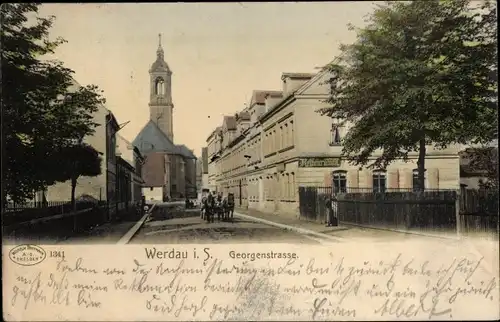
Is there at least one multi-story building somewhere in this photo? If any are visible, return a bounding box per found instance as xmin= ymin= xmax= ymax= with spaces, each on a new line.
xmin=206 ymin=67 xmax=462 ymax=218
xmin=116 ymin=133 xmax=145 ymax=207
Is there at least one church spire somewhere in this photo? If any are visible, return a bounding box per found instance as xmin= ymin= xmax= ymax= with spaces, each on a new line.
xmin=156 ymin=33 xmax=164 ymax=60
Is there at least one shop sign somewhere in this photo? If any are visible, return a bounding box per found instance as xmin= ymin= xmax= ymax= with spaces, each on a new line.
xmin=298 ymin=157 xmax=341 ymax=168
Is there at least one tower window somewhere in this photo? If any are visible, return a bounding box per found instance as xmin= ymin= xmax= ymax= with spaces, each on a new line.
xmin=155 ymin=77 xmax=165 ymax=95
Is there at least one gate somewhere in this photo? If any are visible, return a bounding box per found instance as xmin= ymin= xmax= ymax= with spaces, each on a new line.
xmin=299 ymin=187 xmax=317 ymax=221
xmin=299 ymin=186 xmax=332 ymax=222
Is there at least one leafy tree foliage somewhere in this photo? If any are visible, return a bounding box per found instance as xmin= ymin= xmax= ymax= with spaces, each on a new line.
xmin=467 ymin=147 xmax=499 ymax=189
xmin=52 ymin=143 xmax=103 ymax=210
xmin=318 ymin=0 xmax=497 ymax=191
xmin=1 ymin=4 xmax=106 ymax=203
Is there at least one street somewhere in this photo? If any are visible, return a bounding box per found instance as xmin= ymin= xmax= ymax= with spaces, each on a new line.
xmin=2 ymin=203 xmax=468 ymax=246
xmin=130 ymin=203 xmax=334 ymax=244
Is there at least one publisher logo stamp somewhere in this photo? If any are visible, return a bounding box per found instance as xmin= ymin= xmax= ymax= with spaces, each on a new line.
xmin=9 ymin=245 xmax=46 ymax=266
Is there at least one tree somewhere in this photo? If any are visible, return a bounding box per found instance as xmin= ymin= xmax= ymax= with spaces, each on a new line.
xmin=1 ymin=4 xmax=106 ymax=204
xmin=467 ymin=146 xmax=498 ymax=189
xmin=52 ymin=143 xmax=103 ymax=210
xmin=318 ymin=0 xmax=497 ymax=191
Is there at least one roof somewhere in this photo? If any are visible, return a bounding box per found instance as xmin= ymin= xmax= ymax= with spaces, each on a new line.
xmin=107 ymin=111 xmax=120 ymax=131
xmin=176 ymin=144 xmax=196 ymax=159
xmin=133 ymin=120 xmax=179 ymax=154
xmin=150 ymin=59 xmax=171 ymax=72
xmin=236 ymin=111 xmax=250 ymax=122
xmin=281 ymin=72 xmax=316 ymax=80
xmin=223 ymin=116 xmax=237 ymax=131
xmin=249 ymin=90 xmax=283 ymax=106
xmin=133 ymin=120 xmax=196 ymax=159
xmin=206 ymin=126 xmax=223 ymax=142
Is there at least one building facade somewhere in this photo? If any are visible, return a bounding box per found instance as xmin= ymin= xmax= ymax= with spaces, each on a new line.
xmin=45 ymin=79 xmax=119 ymax=211
xmin=200 ymin=147 xmax=209 ymax=194
xmin=116 ymin=133 xmax=145 ymax=207
xmin=133 ymin=35 xmax=197 ymax=201
xmin=206 ymin=68 xmax=462 ymax=218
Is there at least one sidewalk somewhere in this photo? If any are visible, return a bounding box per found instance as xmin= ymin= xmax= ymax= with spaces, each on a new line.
xmin=58 ymin=220 xmax=137 ymax=244
xmin=234 ymin=207 xmax=349 ymax=234
xmin=234 ymin=207 xmax=445 ymax=242
xmin=58 ymin=208 xmax=149 ymax=244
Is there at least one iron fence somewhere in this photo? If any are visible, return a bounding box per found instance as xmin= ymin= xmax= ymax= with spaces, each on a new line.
xmin=2 ymin=200 xmax=106 ymax=226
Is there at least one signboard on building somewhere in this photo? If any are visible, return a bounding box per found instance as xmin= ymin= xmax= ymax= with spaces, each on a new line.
xmin=298 ymin=157 xmax=341 ymax=168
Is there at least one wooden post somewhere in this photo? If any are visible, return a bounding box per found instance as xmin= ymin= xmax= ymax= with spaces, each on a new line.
xmin=455 ymin=189 xmax=461 ymax=238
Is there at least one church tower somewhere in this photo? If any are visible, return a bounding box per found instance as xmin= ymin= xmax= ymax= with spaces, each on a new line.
xmin=149 ymin=34 xmax=174 ymax=142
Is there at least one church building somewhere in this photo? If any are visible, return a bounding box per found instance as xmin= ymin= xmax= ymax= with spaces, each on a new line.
xmin=133 ymin=35 xmax=197 ymax=201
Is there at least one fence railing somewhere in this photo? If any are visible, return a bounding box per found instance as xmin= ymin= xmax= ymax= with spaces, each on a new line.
xmin=2 ymin=201 xmax=106 ymax=226
xmin=298 ymin=186 xmax=499 ymax=237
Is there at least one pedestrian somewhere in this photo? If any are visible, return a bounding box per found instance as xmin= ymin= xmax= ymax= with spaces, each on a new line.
xmin=325 ymin=196 xmax=333 ymax=227
xmin=141 ymin=196 xmax=146 ymax=215
xmin=326 ymin=195 xmax=339 ymax=227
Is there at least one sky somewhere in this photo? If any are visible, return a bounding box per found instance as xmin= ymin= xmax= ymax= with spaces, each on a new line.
xmin=39 ymin=2 xmax=376 ymax=157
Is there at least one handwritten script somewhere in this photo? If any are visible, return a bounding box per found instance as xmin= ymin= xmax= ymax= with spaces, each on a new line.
xmin=3 ymin=242 xmax=499 ymax=321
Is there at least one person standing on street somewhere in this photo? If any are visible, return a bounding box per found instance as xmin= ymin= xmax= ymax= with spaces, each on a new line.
xmin=326 ymin=194 xmax=338 ymax=227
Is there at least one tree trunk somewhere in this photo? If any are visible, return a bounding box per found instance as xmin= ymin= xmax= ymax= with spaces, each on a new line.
xmin=417 ymin=137 xmax=426 ymax=192
xmin=71 ymin=177 xmax=77 ymax=211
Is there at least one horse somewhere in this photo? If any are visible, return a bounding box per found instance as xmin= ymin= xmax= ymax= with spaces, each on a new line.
xmin=203 ymin=195 xmax=216 ymax=223
xmin=207 ymin=198 xmax=216 ymax=223
xmin=200 ymin=196 xmax=207 ymax=219
xmin=214 ymin=199 xmax=224 ymax=221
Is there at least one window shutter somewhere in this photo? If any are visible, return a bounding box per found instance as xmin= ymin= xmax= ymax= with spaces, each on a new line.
xmin=347 ymin=170 xmax=359 ymax=188
xmin=324 ymin=172 xmax=333 ymax=187
xmin=388 ymin=169 xmax=399 ymax=189
xmin=427 ymin=168 xmax=439 ymax=189
xmin=358 ymin=169 xmax=372 ymax=188
xmin=400 ymin=169 xmax=413 ymax=189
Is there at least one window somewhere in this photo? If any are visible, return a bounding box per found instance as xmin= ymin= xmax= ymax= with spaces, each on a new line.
xmin=373 ymin=170 xmax=386 ymax=193
xmin=330 ymin=118 xmax=342 ymax=146
xmin=332 ymin=171 xmax=347 ymax=193
xmin=284 ymin=123 xmax=289 ymax=147
xmin=290 ymin=173 xmax=296 ymax=200
xmin=155 ymin=77 xmax=165 ymax=95
xmin=280 ymin=126 xmax=283 ymax=150
xmin=331 ymin=125 xmax=341 ymax=145
xmin=412 ymin=169 xmax=426 ymax=191
xmin=150 ymin=187 xmax=153 ymax=191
